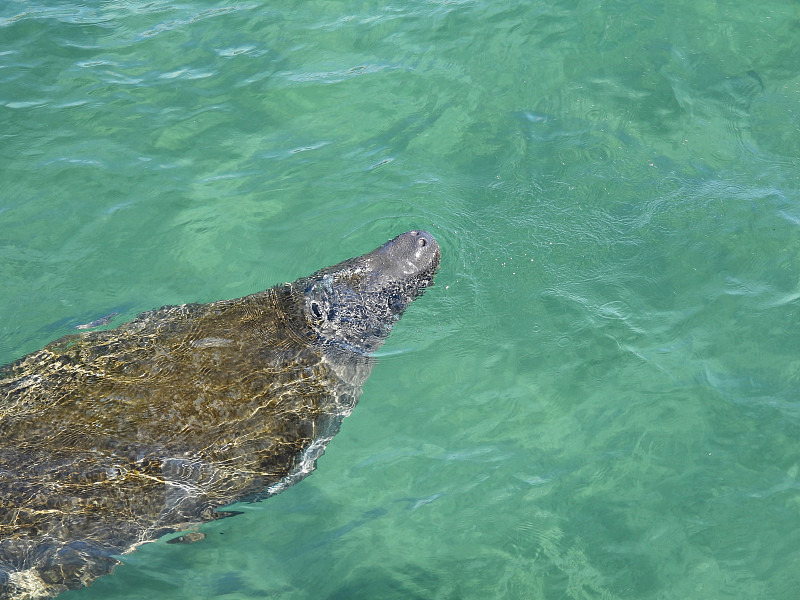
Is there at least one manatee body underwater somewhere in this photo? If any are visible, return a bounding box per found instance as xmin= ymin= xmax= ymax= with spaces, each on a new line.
xmin=0 ymin=230 xmax=440 ymax=600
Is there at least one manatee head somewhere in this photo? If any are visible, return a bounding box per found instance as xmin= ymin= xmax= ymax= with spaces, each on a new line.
xmin=296 ymin=230 xmax=440 ymax=354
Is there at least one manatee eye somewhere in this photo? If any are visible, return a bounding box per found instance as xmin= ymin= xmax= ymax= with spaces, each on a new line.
xmin=310 ymin=302 xmax=323 ymax=319
xmin=387 ymin=296 xmax=405 ymax=313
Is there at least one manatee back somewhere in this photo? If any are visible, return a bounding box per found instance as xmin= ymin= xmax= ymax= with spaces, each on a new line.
xmin=0 ymin=287 xmax=367 ymax=597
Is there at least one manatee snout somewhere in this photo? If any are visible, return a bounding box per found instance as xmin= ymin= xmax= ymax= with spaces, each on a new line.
xmin=369 ymin=230 xmax=440 ymax=283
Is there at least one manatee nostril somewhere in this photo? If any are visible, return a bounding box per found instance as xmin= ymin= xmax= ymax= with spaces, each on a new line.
xmin=417 ymin=237 xmax=427 ymax=248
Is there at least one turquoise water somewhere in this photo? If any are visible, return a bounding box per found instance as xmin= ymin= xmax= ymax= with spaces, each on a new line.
xmin=2 ymin=0 xmax=800 ymax=598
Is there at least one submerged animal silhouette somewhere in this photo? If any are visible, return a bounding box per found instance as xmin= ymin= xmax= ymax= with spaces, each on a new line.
xmin=0 ymin=230 xmax=440 ymax=599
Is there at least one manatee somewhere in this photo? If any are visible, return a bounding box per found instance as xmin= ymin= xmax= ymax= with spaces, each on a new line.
xmin=0 ymin=230 xmax=440 ymax=600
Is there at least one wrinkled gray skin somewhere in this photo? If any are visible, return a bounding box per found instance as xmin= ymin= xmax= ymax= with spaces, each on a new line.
xmin=0 ymin=231 xmax=440 ymax=600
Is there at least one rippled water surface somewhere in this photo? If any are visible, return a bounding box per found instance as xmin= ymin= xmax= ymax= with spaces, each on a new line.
xmin=2 ymin=0 xmax=800 ymax=598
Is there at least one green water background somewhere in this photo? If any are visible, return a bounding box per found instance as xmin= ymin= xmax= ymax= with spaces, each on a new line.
xmin=2 ymin=0 xmax=800 ymax=598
